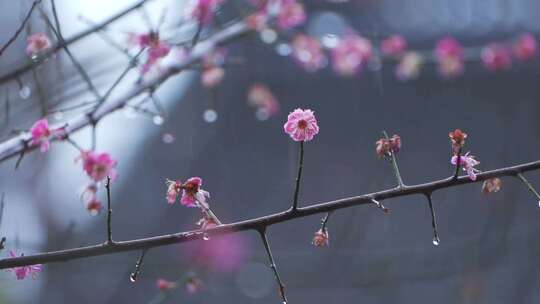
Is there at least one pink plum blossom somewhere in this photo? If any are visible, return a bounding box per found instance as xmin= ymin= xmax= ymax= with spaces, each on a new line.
xmin=395 ymin=52 xmax=423 ymax=81
xmin=26 ymin=33 xmax=51 ymax=57
xmin=435 ymin=37 xmax=464 ymax=78
xmin=312 ymin=229 xmax=329 ymax=247
xmin=283 ymin=108 xmax=319 ymax=142
xmin=375 ymin=135 xmax=401 ymax=157
xmin=247 ymin=84 xmax=280 ymax=118
xmin=79 ymin=151 xmax=118 ymax=182
xmin=292 ymin=35 xmax=326 ymax=72
xmin=332 ymin=34 xmax=372 ymax=76
xmin=481 ymin=44 xmax=512 ymax=71
xmin=30 ymin=119 xmax=64 ymax=153
xmin=513 ymin=33 xmax=537 ymax=61
xmin=156 ymin=278 xmax=177 ymax=291
xmin=451 ymin=152 xmax=480 ymax=181
xmin=187 ymin=0 xmax=225 ymax=24
xmin=128 ymin=32 xmax=171 ymax=74
xmin=381 ymin=35 xmax=407 ymax=57
xmin=276 ymin=0 xmax=306 ymax=30
xmin=166 ymin=177 xmax=210 ymax=207
xmin=6 ymin=250 xmax=42 ymax=280
xmin=166 ymin=180 xmax=182 ymax=204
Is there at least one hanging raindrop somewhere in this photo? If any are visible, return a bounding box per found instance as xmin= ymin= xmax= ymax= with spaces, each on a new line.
xmin=153 ymin=115 xmax=164 ymax=125
xmin=203 ymin=109 xmax=218 ymax=123
xmin=432 ymin=236 xmax=440 ymax=246
xmin=19 ymin=86 xmax=31 ymax=99
xmin=537 ymin=200 xmax=540 ymax=207
xmin=162 ymin=133 xmax=175 ymax=144
xmin=203 ymin=233 xmax=210 ymax=241
xmin=129 ymin=273 xmax=137 ymax=282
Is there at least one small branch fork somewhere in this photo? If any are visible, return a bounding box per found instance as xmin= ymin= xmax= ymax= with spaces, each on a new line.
xmin=1 ymin=159 xmax=540 ymax=270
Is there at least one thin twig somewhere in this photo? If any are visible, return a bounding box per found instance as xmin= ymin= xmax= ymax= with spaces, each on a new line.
xmin=0 ymin=159 xmax=536 ymax=269
xmin=516 ymin=173 xmax=540 ymax=206
xmin=321 ymin=211 xmax=332 ymax=231
xmin=425 ymin=193 xmax=440 ymax=246
xmin=382 ymin=131 xmax=405 ymax=188
xmin=129 ymin=249 xmax=148 ymax=282
xmin=105 ymin=176 xmax=114 ymax=244
xmin=258 ymin=228 xmax=288 ymax=304
xmin=0 ymin=0 xmax=42 ymax=57
xmin=291 ymin=140 xmax=304 ymax=212
xmin=370 ymin=198 xmax=390 ymax=214
xmin=453 ymin=147 xmax=462 ymax=180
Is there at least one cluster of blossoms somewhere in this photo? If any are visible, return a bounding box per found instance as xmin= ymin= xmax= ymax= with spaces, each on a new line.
xmin=128 ymin=31 xmax=171 ymax=74
xmin=247 ymin=0 xmax=306 ymax=31
xmin=5 ymin=250 xmax=42 ymax=280
xmin=26 ymin=33 xmax=51 ymax=58
xmin=448 ymin=129 xmax=480 ymax=181
xmin=77 ymin=151 xmax=118 ymax=215
xmin=186 ymin=0 xmax=225 ymax=25
xmin=29 ymin=119 xmax=65 ymax=153
xmin=247 ymin=83 xmax=280 ymax=120
xmin=331 ymin=34 xmax=373 ymax=76
xmin=375 ymin=135 xmax=401 ymax=158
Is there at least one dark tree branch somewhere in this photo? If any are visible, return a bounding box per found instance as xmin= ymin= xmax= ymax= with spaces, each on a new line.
xmin=0 ymin=158 xmax=539 ymax=269
xmin=425 ymin=193 xmax=440 ymax=246
xmin=258 ymin=228 xmax=288 ymax=304
xmin=0 ymin=0 xmax=42 ymax=57
xmin=516 ymin=172 xmax=540 ymax=205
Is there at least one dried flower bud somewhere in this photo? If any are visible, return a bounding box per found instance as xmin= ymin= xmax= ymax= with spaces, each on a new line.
xmin=312 ymin=229 xmax=329 ymax=247
xmin=449 ymin=129 xmax=467 ymax=154
xmin=156 ymin=278 xmax=176 ymax=291
xmin=375 ymin=135 xmax=401 ymax=158
xmin=482 ymin=178 xmax=502 ymax=194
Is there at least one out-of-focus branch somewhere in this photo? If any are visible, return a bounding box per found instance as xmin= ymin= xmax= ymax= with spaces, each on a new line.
xmin=0 ymin=158 xmax=539 ymax=269
xmin=0 ymin=0 xmax=151 ymax=84
xmin=0 ymin=20 xmax=250 ymax=163
xmin=0 ymin=0 xmax=42 ymax=57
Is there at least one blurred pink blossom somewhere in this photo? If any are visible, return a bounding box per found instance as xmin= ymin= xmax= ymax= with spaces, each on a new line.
xmin=451 ymin=152 xmax=480 ymax=181
xmin=86 ymin=199 xmax=103 ymax=216
xmin=381 ymin=35 xmax=407 ymax=57
xmin=128 ymin=32 xmax=171 ymax=74
xmin=284 ymin=108 xmax=319 ymax=142
xmin=292 ymin=35 xmax=326 ymax=72
xmin=79 ymin=151 xmax=118 ymax=182
xmin=395 ymin=52 xmax=423 ymax=81
xmin=30 ymin=119 xmax=64 ymax=153
xmin=6 ymin=250 xmax=42 ymax=280
xmin=156 ymin=278 xmax=177 ymax=291
xmin=185 ymin=276 xmax=203 ymax=294
xmin=247 ymin=84 xmax=280 ymax=117
xmin=276 ymin=0 xmax=306 ymax=30
xmin=481 ymin=44 xmax=511 ymax=71
xmin=332 ymin=34 xmax=372 ymax=76
xmin=201 ymin=66 xmax=225 ymax=87
xmin=184 ymin=234 xmax=250 ymax=273
xmin=187 ymin=0 xmax=225 ymax=24
xmin=26 ymin=33 xmax=51 ymax=57
xmin=513 ymin=33 xmax=537 ymax=61
xmin=435 ymin=37 xmax=464 ymax=78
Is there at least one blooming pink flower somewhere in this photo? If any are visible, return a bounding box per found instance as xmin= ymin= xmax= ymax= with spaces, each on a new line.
xmin=30 ymin=119 xmax=64 ymax=153
xmin=79 ymin=151 xmax=118 ymax=182
xmin=283 ymin=108 xmax=319 ymax=142
xmin=375 ymin=135 xmax=401 ymax=158
xmin=332 ymin=34 xmax=372 ymax=76
xmin=156 ymin=278 xmax=177 ymax=291
xmin=181 ymin=177 xmax=210 ymax=207
xmin=451 ymin=152 xmax=480 ymax=181
xmin=201 ymin=66 xmax=225 ymax=87
xmin=277 ymin=0 xmax=306 ymax=30
xmin=435 ymin=37 xmax=464 ymax=78
xmin=26 ymin=33 xmax=51 ymax=57
xmin=514 ymin=33 xmax=537 ymax=61
xmin=395 ymin=52 xmax=423 ymax=81
xmin=482 ymin=178 xmax=502 ymax=194
xmin=187 ymin=0 xmax=225 ymax=24
xmin=128 ymin=32 xmax=171 ymax=74
xmin=381 ymin=35 xmax=407 ymax=57
xmin=481 ymin=44 xmax=511 ymax=71
xmin=166 ymin=180 xmax=182 ymax=204
xmin=312 ymin=229 xmax=329 ymax=247
xmin=6 ymin=250 xmax=42 ymax=280
xmin=247 ymin=84 xmax=280 ymax=118
xmin=292 ymin=35 xmax=326 ymax=72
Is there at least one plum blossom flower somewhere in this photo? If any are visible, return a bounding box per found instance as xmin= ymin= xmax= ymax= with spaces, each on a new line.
xmin=451 ymin=152 xmax=480 ymax=181
xmin=276 ymin=0 xmax=306 ymax=30
xmin=312 ymin=229 xmax=329 ymax=247
xmin=128 ymin=32 xmax=171 ymax=74
xmin=156 ymin=278 xmax=177 ymax=291
xmin=30 ymin=119 xmax=65 ymax=153
xmin=332 ymin=34 xmax=372 ymax=76
xmin=181 ymin=177 xmax=210 ymax=207
xmin=292 ymin=35 xmax=326 ymax=72
xmin=375 ymin=135 xmax=401 ymax=158
xmin=283 ymin=108 xmax=319 ymax=142
xmin=481 ymin=44 xmax=512 ymax=71
xmin=247 ymin=84 xmax=280 ymax=119
xmin=395 ymin=52 xmax=423 ymax=81
xmin=26 ymin=33 xmax=51 ymax=57
xmin=514 ymin=33 xmax=537 ymax=61
xmin=482 ymin=178 xmax=502 ymax=194
xmin=166 ymin=180 xmax=182 ymax=204
xmin=381 ymin=35 xmax=407 ymax=57
xmin=449 ymin=128 xmax=467 ymax=154
xmin=435 ymin=37 xmax=464 ymax=78
xmin=6 ymin=250 xmax=42 ymax=280
xmin=79 ymin=151 xmax=118 ymax=182
xmin=186 ymin=0 xmax=225 ymax=24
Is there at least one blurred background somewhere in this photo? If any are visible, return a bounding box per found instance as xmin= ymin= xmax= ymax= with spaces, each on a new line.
xmin=0 ymin=0 xmax=540 ymax=303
